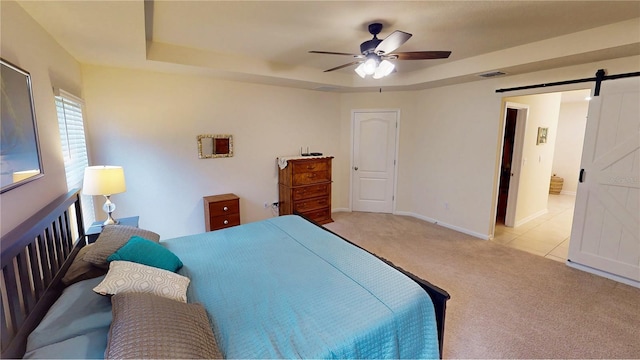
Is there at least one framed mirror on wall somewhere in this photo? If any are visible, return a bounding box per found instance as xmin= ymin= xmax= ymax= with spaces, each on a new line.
xmin=197 ymin=134 xmax=233 ymax=159
xmin=1 ymin=59 xmax=43 ymax=193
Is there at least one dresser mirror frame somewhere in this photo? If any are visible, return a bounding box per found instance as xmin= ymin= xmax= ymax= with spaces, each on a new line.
xmin=197 ymin=134 xmax=233 ymax=158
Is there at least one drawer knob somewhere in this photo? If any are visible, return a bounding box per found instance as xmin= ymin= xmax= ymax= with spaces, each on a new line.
xmin=223 ymin=206 xmax=229 ymax=211
xmin=223 ymin=220 xmax=229 ymax=225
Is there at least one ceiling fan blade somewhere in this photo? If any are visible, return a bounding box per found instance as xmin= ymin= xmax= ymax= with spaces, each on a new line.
xmin=375 ymin=30 xmax=412 ymax=55
xmin=309 ymin=50 xmax=363 ymax=58
xmin=391 ymin=51 xmax=452 ymax=60
xmin=324 ymin=61 xmax=362 ymax=72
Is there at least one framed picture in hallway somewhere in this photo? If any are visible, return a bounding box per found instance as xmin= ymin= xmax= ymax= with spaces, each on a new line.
xmin=537 ymin=127 xmax=548 ymax=145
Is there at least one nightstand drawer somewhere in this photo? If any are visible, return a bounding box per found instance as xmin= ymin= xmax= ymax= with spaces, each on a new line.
xmin=291 ymin=160 xmax=329 ymax=173
xmin=209 ymin=213 xmax=240 ymax=230
xmin=208 ymin=199 xmax=239 ymax=217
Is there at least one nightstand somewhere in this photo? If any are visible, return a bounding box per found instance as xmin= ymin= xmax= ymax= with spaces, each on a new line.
xmin=85 ymin=216 xmax=139 ymax=244
xmin=204 ymin=194 xmax=240 ymax=231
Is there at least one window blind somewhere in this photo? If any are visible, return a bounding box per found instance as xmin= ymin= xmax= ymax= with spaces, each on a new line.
xmin=56 ymin=90 xmax=95 ymax=226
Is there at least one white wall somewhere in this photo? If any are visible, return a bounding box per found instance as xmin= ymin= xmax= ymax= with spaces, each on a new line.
xmin=81 ymin=65 xmax=341 ymax=239
xmin=3 ymin=1 xmax=639 ymax=243
xmin=553 ymin=101 xmax=589 ymax=194
xmin=0 ymin=1 xmax=83 ymax=237
xmin=340 ymin=56 xmax=639 ymax=239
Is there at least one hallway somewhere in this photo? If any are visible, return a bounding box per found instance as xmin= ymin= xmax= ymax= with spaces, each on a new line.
xmin=493 ymin=194 xmax=575 ymax=262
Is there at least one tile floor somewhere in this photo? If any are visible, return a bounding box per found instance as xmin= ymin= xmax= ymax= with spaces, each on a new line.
xmin=492 ymin=194 xmax=576 ymax=262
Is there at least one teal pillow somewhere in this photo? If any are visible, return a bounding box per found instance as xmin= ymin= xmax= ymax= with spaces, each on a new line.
xmin=107 ymin=236 xmax=183 ymax=272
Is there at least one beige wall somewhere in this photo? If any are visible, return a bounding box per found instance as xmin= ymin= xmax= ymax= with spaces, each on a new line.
xmin=0 ymin=1 xmax=83 ymax=237
xmin=553 ymin=101 xmax=589 ymax=194
xmin=2 ymin=0 xmax=639 ymax=242
xmin=81 ymin=65 xmax=341 ymax=238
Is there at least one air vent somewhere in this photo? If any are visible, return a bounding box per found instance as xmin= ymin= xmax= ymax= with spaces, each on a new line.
xmin=478 ymin=71 xmax=507 ymax=78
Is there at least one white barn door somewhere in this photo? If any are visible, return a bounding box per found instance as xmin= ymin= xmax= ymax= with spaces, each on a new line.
xmin=568 ymin=76 xmax=640 ymax=286
xmin=352 ymin=111 xmax=398 ymax=213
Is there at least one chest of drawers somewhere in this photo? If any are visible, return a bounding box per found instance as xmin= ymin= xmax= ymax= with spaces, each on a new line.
xmin=278 ymin=157 xmax=333 ymax=224
xmin=204 ymin=193 xmax=240 ymax=231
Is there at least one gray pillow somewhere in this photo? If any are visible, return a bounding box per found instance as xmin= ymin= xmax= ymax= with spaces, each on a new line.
xmin=83 ymin=225 xmax=160 ymax=268
xmin=62 ymin=244 xmax=108 ymax=286
xmin=106 ymin=292 xmax=222 ymax=359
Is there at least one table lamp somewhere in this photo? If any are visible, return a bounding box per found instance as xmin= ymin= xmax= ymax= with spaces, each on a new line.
xmin=82 ymin=165 xmax=126 ymax=225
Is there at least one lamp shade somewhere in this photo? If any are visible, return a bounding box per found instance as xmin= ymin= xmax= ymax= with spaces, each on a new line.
xmin=82 ymin=166 xmax=126 ymax=195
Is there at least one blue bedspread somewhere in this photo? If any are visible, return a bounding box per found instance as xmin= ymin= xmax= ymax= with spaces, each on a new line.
xmin=163 ymin=215 xmax=439 ymax=359
xmin=24 ymin=276 xmax=111 ymax=359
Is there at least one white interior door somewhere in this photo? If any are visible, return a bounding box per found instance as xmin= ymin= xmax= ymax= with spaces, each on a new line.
xmin=568 ymin=76 xmax=640 ymax=285
xmin=352 ymin=111 xmax=398 ymax=213
xmin=505 ymin=103 xmax=528 ymax=227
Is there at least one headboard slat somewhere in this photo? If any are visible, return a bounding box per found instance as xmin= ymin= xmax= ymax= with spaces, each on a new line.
xmin=52 ymin=221 xmax=65 ymax=270
xmin=15 ymin=250 xmax=36 ymax=316
xmin=59 ymin=214 xmax=71 ymax=258
xmin=36 ymin=235 xmax=53 ymax=286
xmin=45 ymin=227 xmax=60 ymax=276
xmin=3 ymin=261 xmax=24 ymax=335
xmin=27 ymin=242 xmax=44 ymax=300
xmin=0 ymin=276 xmax=12 ymax=350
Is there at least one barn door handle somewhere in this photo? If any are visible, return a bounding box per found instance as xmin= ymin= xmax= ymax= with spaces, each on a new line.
xmin=579 ymin=169 xmax=585 ymax=183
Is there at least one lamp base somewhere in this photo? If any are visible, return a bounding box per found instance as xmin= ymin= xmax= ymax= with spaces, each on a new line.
xmin=102 ymin=214 xmax=119 ymax=226
xmin=101 ymin=195 xmax=119 ymax=226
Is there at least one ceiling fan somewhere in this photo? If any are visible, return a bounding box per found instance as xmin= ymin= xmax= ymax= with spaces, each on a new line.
xmin=309 ymin=23 xmax=451 ymax=79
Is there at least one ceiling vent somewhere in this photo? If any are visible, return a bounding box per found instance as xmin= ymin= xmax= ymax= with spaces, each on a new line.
xmin=478 ymin=71 xmax=507 ymax=78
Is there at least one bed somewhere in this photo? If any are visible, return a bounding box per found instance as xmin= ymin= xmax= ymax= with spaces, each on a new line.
xmin=1 ymin=190 xmax=450 ymax=359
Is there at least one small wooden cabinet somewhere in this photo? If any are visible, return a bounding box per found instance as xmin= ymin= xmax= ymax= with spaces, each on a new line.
xmin=204 ymin=193 xmax=240 ymax=231
xmin=278 ymin=157 xmax=333 ymax=224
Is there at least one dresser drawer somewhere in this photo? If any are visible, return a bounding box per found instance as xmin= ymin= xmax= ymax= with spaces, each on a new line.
xmin=292 ymin=183 xmax=330 ymax=200
xmin=298 ymin=207 xmax=332 ymax=225
xmin=292 ymin=170 xmax=330 ymax=185
xmin=291 ymin=160 xmax=329 ymax=173
xmin=294 ymin=197 xmax=330 ymax=213
xmin=208 ymin=199 xmax=239 ymax=217
xmin=209 ymin=213 xmax=240 ymax=230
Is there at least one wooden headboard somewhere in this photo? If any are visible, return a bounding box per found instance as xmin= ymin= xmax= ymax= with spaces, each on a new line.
xmin=1 ymin=190 xmax=85 ymax=358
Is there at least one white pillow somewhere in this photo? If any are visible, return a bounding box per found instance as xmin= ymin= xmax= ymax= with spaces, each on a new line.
xmin=93 ymin=261 xmax=190 ymax=302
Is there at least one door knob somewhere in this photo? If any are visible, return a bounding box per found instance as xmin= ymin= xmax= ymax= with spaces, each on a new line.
xmin=354 ymin=166 xmax=358 ymax=171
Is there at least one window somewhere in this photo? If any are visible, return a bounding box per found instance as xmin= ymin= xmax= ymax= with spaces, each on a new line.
xmin=56 ymin=89 xmax=95 ymax=227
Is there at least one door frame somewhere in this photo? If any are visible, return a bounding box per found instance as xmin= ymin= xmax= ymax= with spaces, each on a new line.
xmin=491 ymin=102 xmax=528 ymax=234
xmin=349 ymin=109 xmax=400 ymax=212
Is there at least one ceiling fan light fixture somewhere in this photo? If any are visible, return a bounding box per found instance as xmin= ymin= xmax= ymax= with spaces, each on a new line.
xmin=354 ymin=63 xmax=367 ymax=78
xmin=373 ymin=60 xmax=395 ymax=79
xmin=363 ymin=57 xmax=378 ymax=75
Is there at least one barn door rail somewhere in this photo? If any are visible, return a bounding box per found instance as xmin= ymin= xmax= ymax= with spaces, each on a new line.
xmin=495 ymin=69 xmax=640 ymax=96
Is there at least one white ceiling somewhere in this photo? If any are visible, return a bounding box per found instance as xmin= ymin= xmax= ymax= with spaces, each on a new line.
xmin=17 ymin=1 xmax=640 ymax=92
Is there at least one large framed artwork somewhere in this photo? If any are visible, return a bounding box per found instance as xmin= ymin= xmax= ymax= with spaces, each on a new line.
xmin=1 ymin=59 xmax=43 ymax=193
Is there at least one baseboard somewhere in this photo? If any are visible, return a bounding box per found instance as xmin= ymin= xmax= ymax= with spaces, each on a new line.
xmin=567 ymin=260 xmax=640 ymax=289
xmin=331 ymin=208 xmax=351 ymax=213
xmin=394 ymin=211 xmax=490 ymax=240
xmin=560 ymin=190 xmax=577 ymax=196
xmin=513 ymin=208 xmax=549 ymax=227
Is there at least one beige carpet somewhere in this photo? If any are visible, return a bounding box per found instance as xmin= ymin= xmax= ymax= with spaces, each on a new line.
xmin=324 ymin=212 xmax=640 ymax=359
